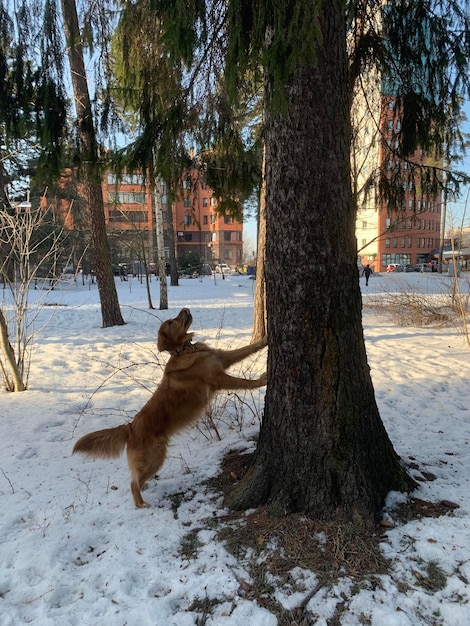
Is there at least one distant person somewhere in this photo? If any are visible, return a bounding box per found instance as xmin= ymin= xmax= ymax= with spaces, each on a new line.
xmin=362 ymin=264 xmax=373 ymax=286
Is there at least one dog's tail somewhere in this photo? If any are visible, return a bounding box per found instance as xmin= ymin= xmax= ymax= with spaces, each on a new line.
xmin=73 ymin=424 xmax=130 ymax=459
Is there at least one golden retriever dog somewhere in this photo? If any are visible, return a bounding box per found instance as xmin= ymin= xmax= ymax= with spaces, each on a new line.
xmin=73 ymin=308 xmax=267 ymax=508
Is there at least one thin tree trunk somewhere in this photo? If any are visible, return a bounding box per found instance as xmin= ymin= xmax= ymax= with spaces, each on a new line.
xmin=229 ymin=0 xmax=413 ymax=524
xmin=153 ymin=179 xmax=168 ymax=309
xmin=0 ymin=308 xmax=25 ymax=391
xmin=252 ymin=144 xmax=267 ymax=342
xmin=60 ymin=0 xmax=124 ymax=327
xmin=167 ymin=204 xmax=179 ymax=287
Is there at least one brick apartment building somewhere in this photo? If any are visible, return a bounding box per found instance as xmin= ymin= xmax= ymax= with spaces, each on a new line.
xmin=102 ymin=169 xmax=243 ymax=269
xmin=169 ymin=171 xmax=243 ymax=267
xmin=354 ymin=94 xmax=442 ymax=272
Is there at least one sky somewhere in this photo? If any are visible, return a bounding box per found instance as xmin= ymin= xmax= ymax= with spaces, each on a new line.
xmin=243 ymin=101 xmax=470 ymax=253
xmin=0 ymin=270 xmax=469 ymax=625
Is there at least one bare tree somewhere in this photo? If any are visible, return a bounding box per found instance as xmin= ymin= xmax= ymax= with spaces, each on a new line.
xmin=153 ymin=177 xmax=168 ymax=310
xmin=252 ymin=146 xmax=267 ymax=342
xmin=0 ymin=201 xmax=69 ymax=391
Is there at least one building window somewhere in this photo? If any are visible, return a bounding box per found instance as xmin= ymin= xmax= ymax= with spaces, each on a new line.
xmin=211 ymin=214 xmax=216 ymax=224
xmin=108 ymin=210 xmax=147 ymax=223
xmin=203 ymin=198 xmax=208 ymax=207
xmin=408 ymin=237 xmax=412 ymax=248
xmin=108 ymin=173 xmax=145 ymax=186
xmin=108 ymin=191 xmax=146 ymax=204
xmin=224 ymin=232 xmax=232 ymax=241
xmin=183 ymin=197 xmax=191 ymax=207
xmin=393 ymin=238 xmax=397 ymax=248
xmin=203 ymin=215 xmax=208 ymax=225
xmin=385 ymin=238 xmax=390 ymax=248
xmin=401 ymin=237 xmax=405 ymax=248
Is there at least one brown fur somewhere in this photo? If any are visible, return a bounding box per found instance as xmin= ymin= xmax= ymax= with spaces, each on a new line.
xmin=73 ymin=308 xmax=267 ymax=508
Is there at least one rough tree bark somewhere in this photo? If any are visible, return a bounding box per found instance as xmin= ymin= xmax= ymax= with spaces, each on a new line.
xmin=229 ymin=0 xmax=413 ymax=523
xmin=60 ymin=0 xmax=124 ymax=327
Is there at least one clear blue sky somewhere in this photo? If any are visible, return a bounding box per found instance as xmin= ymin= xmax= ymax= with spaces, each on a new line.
xmin=447 ymin=100 xmax=470 ymax=230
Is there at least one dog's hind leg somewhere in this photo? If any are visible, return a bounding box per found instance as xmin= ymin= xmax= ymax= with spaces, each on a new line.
xmin=127 ymin=437 xmax=168 ymax=508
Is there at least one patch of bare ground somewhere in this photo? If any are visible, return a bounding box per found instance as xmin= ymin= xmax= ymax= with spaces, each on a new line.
xmin=184 ymin=448 xmax=460 ymax=625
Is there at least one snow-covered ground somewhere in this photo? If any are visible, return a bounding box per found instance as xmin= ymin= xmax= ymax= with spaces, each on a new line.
xmin=0 ymin=271 xmax=469 ymax=625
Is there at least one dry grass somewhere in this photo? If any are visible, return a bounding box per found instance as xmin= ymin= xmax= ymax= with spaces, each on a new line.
xmin=200 ymin=450 xmax=389 ymax=624
xmin=366 ymin=290 xmax=453 ymax=326
xmin=365 ymin=275 xmax=470 ymax=330
xmin=177 ymin=448 xmax=461 ymax=625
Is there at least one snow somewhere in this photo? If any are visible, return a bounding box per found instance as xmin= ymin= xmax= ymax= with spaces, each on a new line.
xmin=0 ymin=271 xmax=469 ymax=625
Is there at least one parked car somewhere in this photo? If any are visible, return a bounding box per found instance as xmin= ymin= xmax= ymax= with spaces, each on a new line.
xmin=404 ymin=264 xmax=414 ymax=272
xmin=199 ymin=263 xmax=212 ymax=275
xmin=414 ymin=263 xmax=433 ymax=272
xmin=215 ymin=263 xmax=233 ymax=275
xmin=386 ymin=263 xmax=404 ymax=272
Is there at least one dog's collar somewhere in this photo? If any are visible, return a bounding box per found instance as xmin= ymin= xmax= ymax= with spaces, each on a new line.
xmin=175 ymin=342 xmax=194 ymax=355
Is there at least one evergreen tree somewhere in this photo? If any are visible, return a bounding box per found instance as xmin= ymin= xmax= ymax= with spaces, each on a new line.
xmin=139 ymin=0 xmax=470 ymax=522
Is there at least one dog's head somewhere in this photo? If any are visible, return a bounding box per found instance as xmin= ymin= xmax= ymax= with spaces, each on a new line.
xmin=157 ymin=308 xmax=194 ymax=353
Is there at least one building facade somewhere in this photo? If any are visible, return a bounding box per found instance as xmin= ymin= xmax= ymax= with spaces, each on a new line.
xmin=102 ymin=170 xmax=243 ymax=269
xmin=354 ymin=93 xmax=442 ymax=272
xmin=170 ymin=171 xmax=243 ymax=267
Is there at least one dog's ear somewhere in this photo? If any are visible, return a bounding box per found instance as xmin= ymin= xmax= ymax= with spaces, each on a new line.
xmin=157 ymin=322 xmax=194 ymax=352
xmin=157 ymin=325 xmax=174 ymax=352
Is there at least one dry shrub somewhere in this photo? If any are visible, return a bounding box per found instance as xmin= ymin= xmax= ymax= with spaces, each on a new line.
xmin=366 ymin=282 xmax=454 ymax=327
xmin=373 ymin=292 xmax=452 ymax=326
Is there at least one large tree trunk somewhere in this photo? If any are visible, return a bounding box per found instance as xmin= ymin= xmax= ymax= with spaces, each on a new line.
xmin=229 ymin=1 xmax=413 ymax=523
xmin=60 ymin=0 xmax=124 ymax=327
